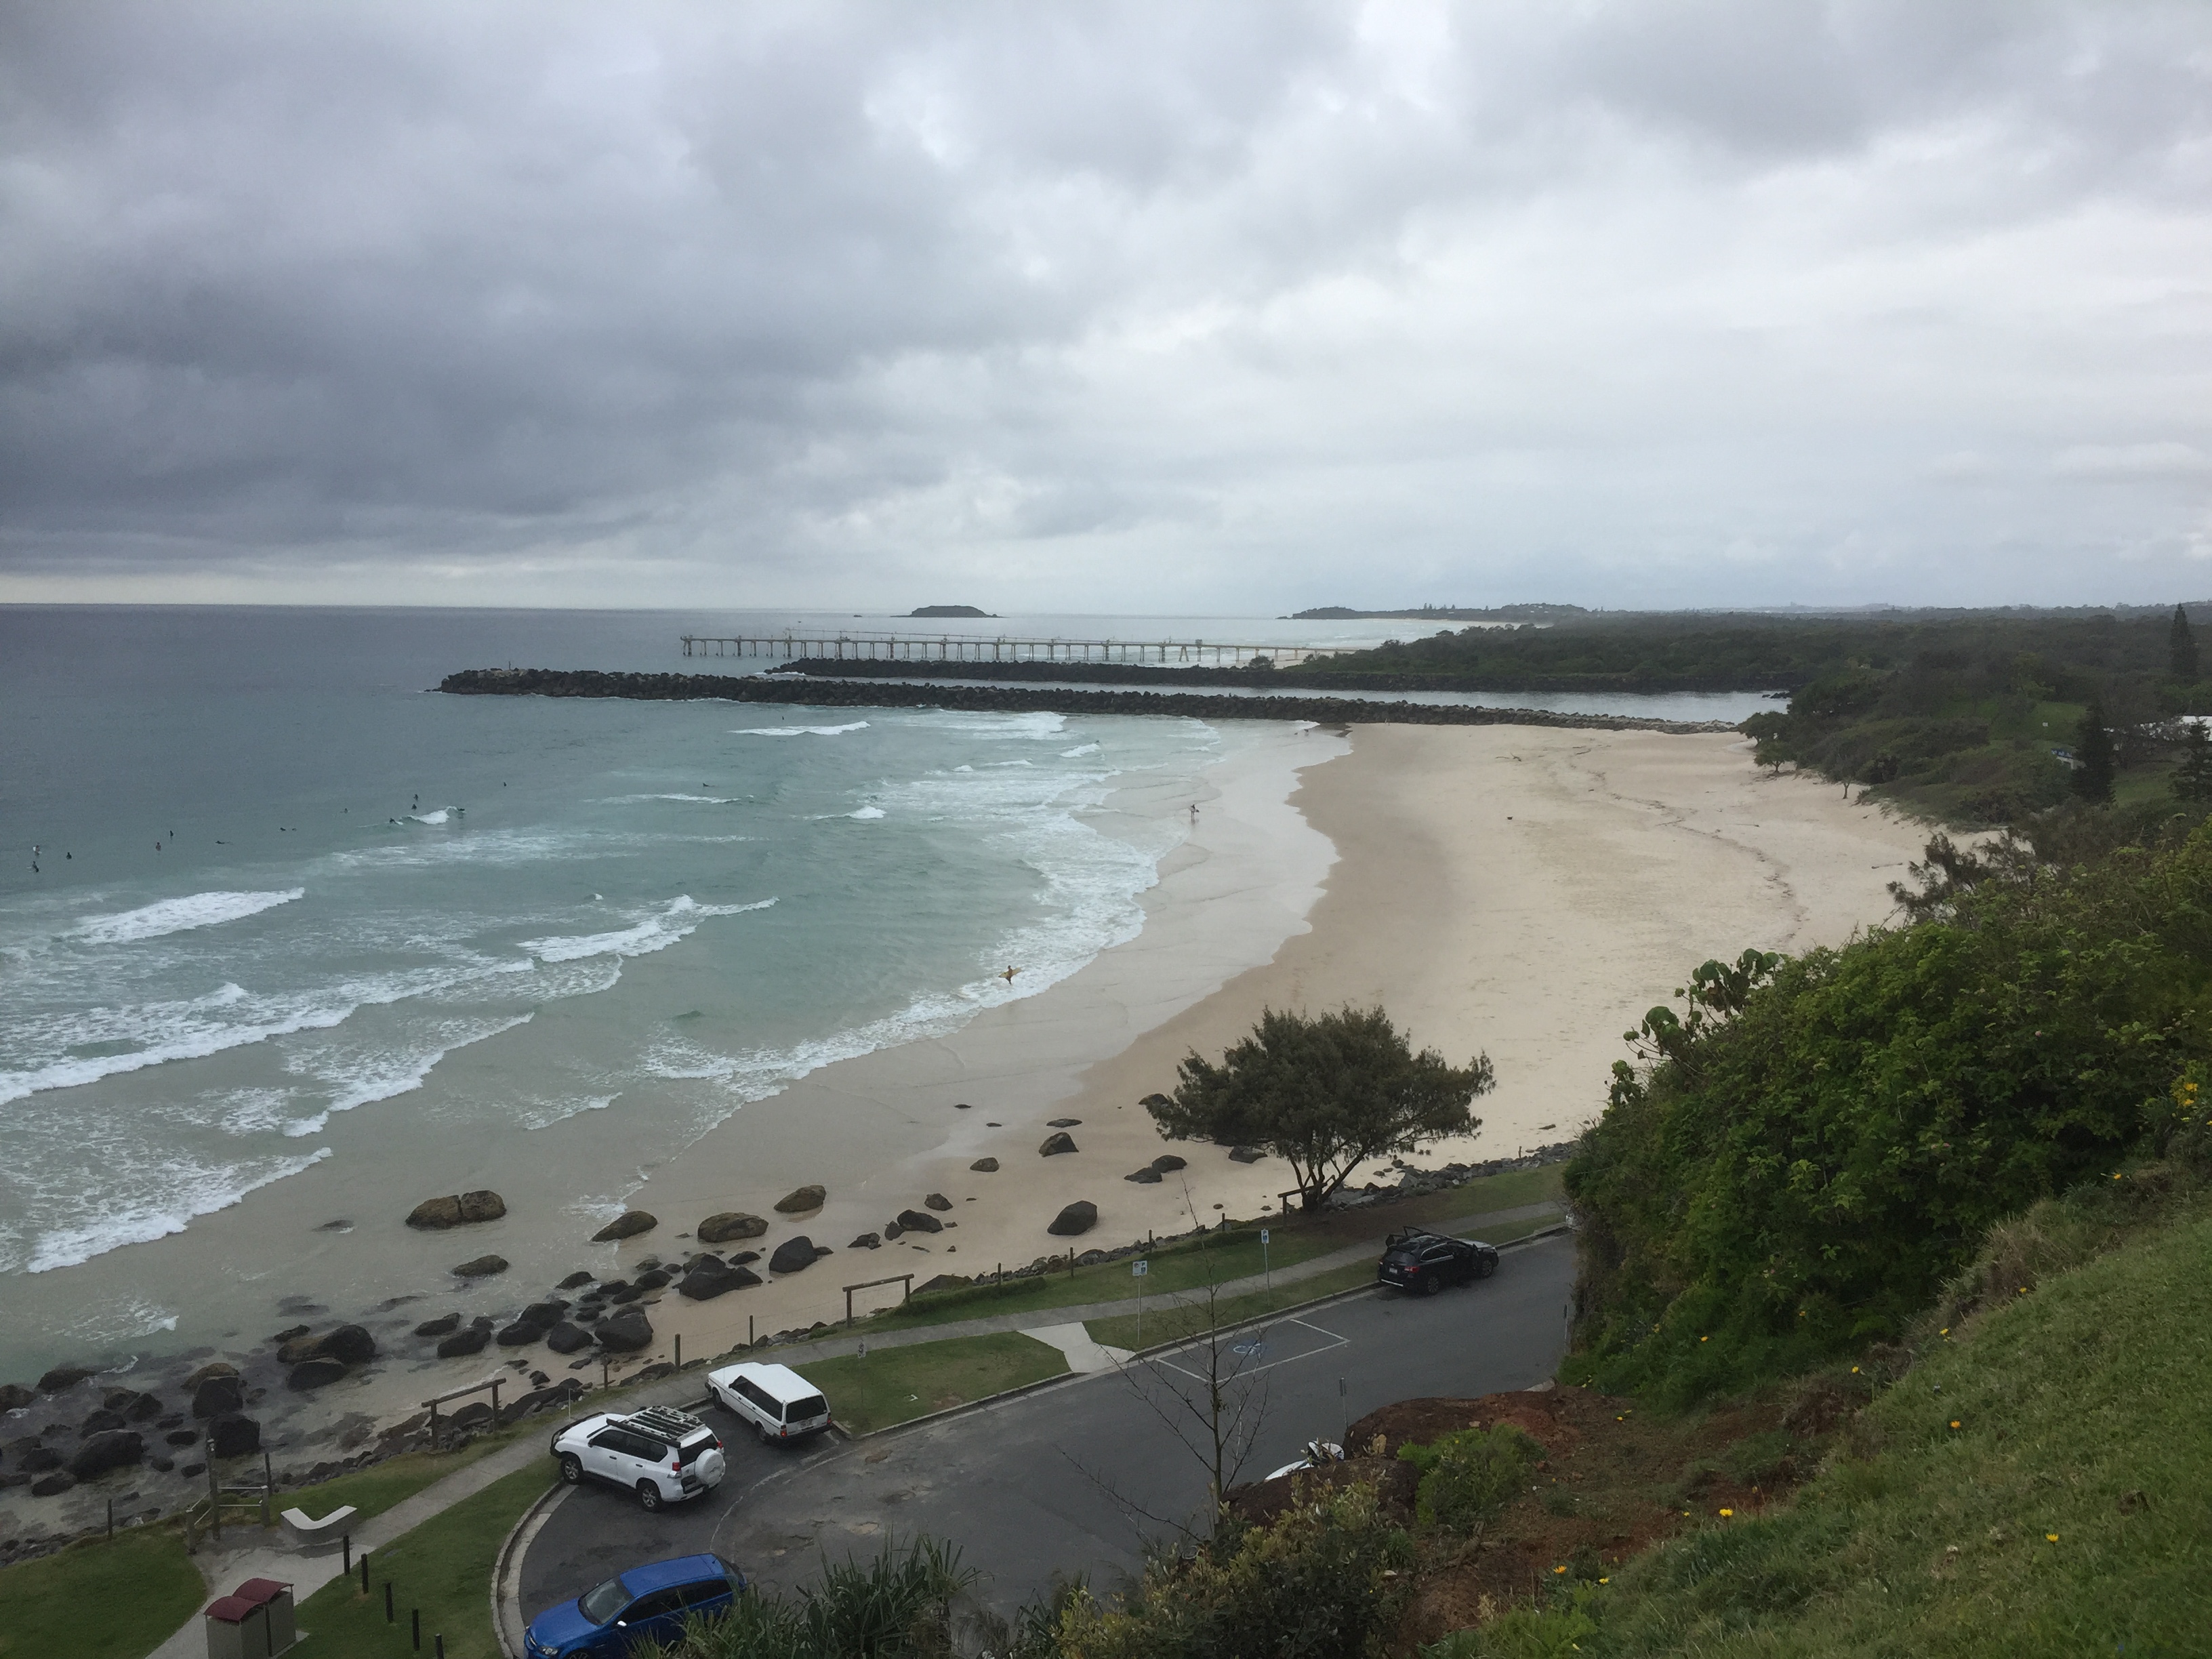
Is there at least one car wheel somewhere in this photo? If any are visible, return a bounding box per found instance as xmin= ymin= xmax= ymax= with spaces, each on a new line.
xmin=1477 ymin=1256 xmax=1497 ymax=1279
xmin=1420 ymin=1273 xmax=1443 ymax=1297
xmin=756 ymin=1420 xmax=773 ymax=1445
xmin=558 ymin=1454 xmax=583 ymax=1485
xmin=636 ymin=1479 xmax=664 ymax=1512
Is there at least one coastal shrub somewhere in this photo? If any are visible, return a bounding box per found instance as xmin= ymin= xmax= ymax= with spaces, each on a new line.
xmin=1565 ymin=821 xmax=2212 ymax=1404
xmin=1395 ymin=1424 xmax=1541 ymax=1534
xmin=1053 ymin=1481 xmax=1412 ymax=1659
xmin=636 ymin=1536 xmax=974 ymax=1659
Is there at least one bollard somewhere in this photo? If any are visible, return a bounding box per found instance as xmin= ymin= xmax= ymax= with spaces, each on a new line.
xmin=106 ymin=1497 xmax=114 ymax=1538
xmin=675 ymin=1334 xmax=682 ymax=1370
xmin=342 ymin=1534 xmax=350 ymax=1575
xmin=412 ymin=1608 xmax=421 ymax=1651
xmin=436 ymin=1639 xmax=445 ymax=1659
xmin=384 ymin=1582 xmax=394 ymax=1622
xmin=361 ymin=1552 xmax=370 ymax=1595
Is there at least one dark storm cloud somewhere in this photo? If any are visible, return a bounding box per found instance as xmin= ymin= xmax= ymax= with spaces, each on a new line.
xmin=1 ymin=1 xmax=2207 ymax=607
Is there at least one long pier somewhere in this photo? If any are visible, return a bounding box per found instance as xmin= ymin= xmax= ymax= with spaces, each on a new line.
xmin=679 ymin=632 xmax=1344 ymax=668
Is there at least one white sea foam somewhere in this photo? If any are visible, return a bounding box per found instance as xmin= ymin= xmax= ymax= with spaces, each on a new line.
xmin=607 ymin=794 xmax=738 ymax=804
xmin=914 ymin=710 xmax=1067 ymax=740
xmin=518 ymin=1092 xmax=620 ymax=1132
xmin=70 ymin=888 xmax=304 ymax=946
xmin=24 ymin=1146 xmax=333 ymax=1274
xmin=518 ymin=896 xmax=774 ymax=964
xmin=1059 ymin=743 xmax=1101 ymax=757
xmin=282 ymin=1012 xmax=537 ymax=1136
xmin=846 ymin=806 xmax=886 ymax=820
xmin=733 ymin=722 xmax=870 ymax=737
xmin=409 ymin=808 xmax=451 ymax=825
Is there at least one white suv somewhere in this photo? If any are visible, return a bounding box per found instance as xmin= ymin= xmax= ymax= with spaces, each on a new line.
xmin=705 ymin=1361 xmax=832 ymax=1443
xmin=549 ymin=1405 xmax=727 ymax=1510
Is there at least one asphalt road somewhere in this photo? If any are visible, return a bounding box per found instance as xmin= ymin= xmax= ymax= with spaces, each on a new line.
xmin=518 ymin=1231 xmax=1574 ymax=1622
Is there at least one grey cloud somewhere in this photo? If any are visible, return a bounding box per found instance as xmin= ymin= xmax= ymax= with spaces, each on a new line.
xmin=1 ymin=1 xmax=2209 ymax=609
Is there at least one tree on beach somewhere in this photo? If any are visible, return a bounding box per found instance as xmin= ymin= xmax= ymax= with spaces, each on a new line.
xmin=1149 ymin=1006 xmax=1492 ymax=1212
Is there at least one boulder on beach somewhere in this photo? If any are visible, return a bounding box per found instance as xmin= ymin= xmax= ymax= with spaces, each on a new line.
xmin=80 ymin=1408 xmax=127 ymax=1436
xmin=884 ymin=1221 xmax=904 ymax=1240
xmin=16 ymin=1447 xmax=61 ymax=1473
xmin=104 ymin=1389 xmax=164 ymax=1422
xmin=1151 ymin=1153 xmax=1188 ymax=1172
xmin=70 ymin=1431 xmax=143 ymax=1480
xmin=276 ymin=1332 xmax=324 ymax=1365
xmin=191 ymin=1376 xmax=245 ymax=1420
xmin=895 ymin=1208 xmax=943 ymax=1235
xmin=30 ymin=1472 xmax=75 ymax=1498
xmin=496 ymin=1322 xmax=546 ymax=1348
xmin=36 ymin=1366 xmax=92 ymax=1393
xmin=322 ymin=1324 xmax=377 ymax=1365
xmin=406 ymin=1189 xmax=508 ymax=1229
xmin=1038 ymin=1131 xmax=1078 ymax=1157
xmin=452 ymin=1254 xmax=509 ymax=1278
xmin=633 ymin=1269 xmax=671 ymax=1291
xmin=1139 ymin=1093 xmax=1171 ymax=1109
xmin=557 ymin=1269 xmax=596 ymax=1290
xmin=592 ymin=1210 xmax=658 ymax=1243
xmin=697 ymin=1212 xmax=769 ymax=1244
xmin=1124 ymin=1166 xmax=1164 ymax=1184
xmin=413 ymin=1313 xmax=462 ymax=1338
xmin=287 ymin=1357 xmax=348 ymax=1391
xmin=519 ymin=1300 xmax=568 ymax=1326
xmin=1228 ymin=1146 xmax=1266 ymax=1164
xmin=1047 ymin=1118 xmax=1081 ymax=1128
xmin=545 ymin=1322 xmax=593 ymax=1353
xmin=773 ymin=1185 xmax=827 ymax=1214
xmin=767 ymin=1236 xmax=819 ymax=1274
xmin=849 ymin=1233 xmax=881 ymax=1250
xmin=207 ymin=1416 xmax=260 ymax=1460
xmin=436 ymin=1326 xmax=491 ymax=1359
xmin=678 ymin=1263 xmax=760 ymax=1300
xmin=1046 ymin=1200 xmax=1099 ymax=1237
xmin=0 ymin=1384 xmax=32 ymax=1412
xmin=969 ymin=1157 xmax=999 ymax=1173
xmin=185 ymin=1361 xmax=237 ymax=1391
xmin=924 ymin=1193 xmax=952 ymax=1212
xmin=594 ymin=1309 xmax=655 ymax=1352
xmin=165 ymin=1429 xmax=199 ymax=1448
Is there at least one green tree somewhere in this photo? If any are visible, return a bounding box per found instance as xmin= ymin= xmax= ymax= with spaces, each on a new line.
xmin=2173 ymin=604 xmax=2200 ymax=682
xmin=2072 ymin=699 xmax=2115 ymax=804
xmin=2175 ymin=721 xmax=2212 ymax=804
xmin=1149 ymin=1006 xmax=1492 ymax=1212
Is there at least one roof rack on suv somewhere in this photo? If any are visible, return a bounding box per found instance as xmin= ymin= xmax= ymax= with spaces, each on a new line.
xmin=623 ymin=1405 xmax=710 ymax=1446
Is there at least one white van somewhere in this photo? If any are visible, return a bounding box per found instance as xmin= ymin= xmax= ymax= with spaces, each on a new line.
xmin=705 ymin=1360 xmax=832 ymax=1443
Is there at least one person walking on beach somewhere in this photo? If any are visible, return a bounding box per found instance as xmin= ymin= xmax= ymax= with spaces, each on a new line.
xmin=1189 ymin=802 xmax=1200 ymax=825
xmin=1001 ymin=965 xmax=1019 ymax=983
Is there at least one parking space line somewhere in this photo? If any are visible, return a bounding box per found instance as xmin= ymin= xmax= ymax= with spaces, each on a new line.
xmin=1155 ymin=1317 xmax=1349 ymax=1384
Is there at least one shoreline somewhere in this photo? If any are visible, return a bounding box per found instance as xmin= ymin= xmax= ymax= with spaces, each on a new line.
xmin=0 ymin=720 xmax=1935 ymax=1549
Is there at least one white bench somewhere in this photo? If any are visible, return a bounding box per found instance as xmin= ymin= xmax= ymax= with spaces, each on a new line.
xmin=279 ymin=1504 xmax=357 ymax=1551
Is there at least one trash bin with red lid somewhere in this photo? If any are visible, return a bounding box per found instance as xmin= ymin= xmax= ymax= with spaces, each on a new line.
xmin=203 ymin=1577 xmax=296 ymax=1658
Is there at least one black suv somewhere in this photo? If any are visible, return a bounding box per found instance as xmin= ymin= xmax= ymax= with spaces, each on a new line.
xmin=1377 ymin=1229 xmax=1499 ymax=1295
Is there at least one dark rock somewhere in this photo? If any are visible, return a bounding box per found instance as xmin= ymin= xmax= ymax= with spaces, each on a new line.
xmin=883 ymin=1221 xmax=903 ymax=1241
xmin=607 ymin=1284 xmax=644 ymax=1305
xmin=731 ymin=1250 xmax=760 ymax=1265
xmin=316 ymin=1218 xmax=352 ymax=1231
xmin=16 ymin=1448 xmax=60 ymax=1473
xmin=164 ymin=1430 xmax=199 ymax=1448
xmin=556 ymin=1270 xmax=596 ymax=1290
xmin=184 ymin=1361 xmax=237 ymax=1391
xmin=156 ymin=1414 xmax=183 ymax=1430
xmin=30 ymin=1472 xmax=75 ymax=1497
xmin=1046 ymin=1118 xmax=1081 ymax=1128
xmin=0 ymin=1383 xmax=32 ymax=1412
xmin=591 ymin=1210 xmax=657 ymax=1242
xmin=495 ymin=1322 xmax=546 ymax=1348
xmin=207 ymin=1416 xmax=260 ymax=1459
xmin=1038 ymin=1131 xmax=1078 ymax=1157
xmin=813 ymin=1244 xmax=834 ymax=1258
xmin=924 ymin=1193 xmax=951 ymax=1212
xmin=181 ymin=1462 xmax=205 ymax=1479
xmin=895 ymin=1208 xmax=943 ymax=1235
xmin=773 ymin=1185 xmax=826 ymax=1214
xmin=1046 ymin=1201 xmax=1099 ymax=1237
xmin=104 ymin=1389 xmax=164 ymax=1422
xmin=594 ymin=1279 xmax=630 ymax=1298
xmin=452 ymin=1254 xmax=509 ymax=1277
xmin=69 ymin=1431 xmax=143 ymax=1480
xmin=767 ymin=1237 xmax=819 ymax=1274
xmin=677 ymin=1263 xmax=759 ymax=1300
xmin=1228 ymin=1146 xmax=1266 ymax=1164
xmin=276 ymin=1332 xmax=325 ymax=1365
xmin=287 ymin=1357 xmax=348 ymax=1391
xmin=151 ymin=1456 xmax=175 ymax=1473
xmin=969 ymin=1157 xmax=1000 ymax=1172
xmin=848 ymin=1233 xmax=881 ymax=1250
xmin=518 ymin=1301 xmax=568 ymax=1326
xmin=449 ymin=1403 xmax=492 ymax=1432
xmin=682 ymin=1253 xmax=724 ymax=1271
xmin=1124 ymin=1166 xmax=1164 ymax=1183
xmin=436 ymin=1327 xmax=490 ymax=1359
xmin=1151 ymin=1154 xmax=1188 ymax=1172
xmin=322 ymin=1324 xmax=377 ymax=1365
xmin=406 ymin=1189 xmax=508 ymax=1229
xmin=35 ymin=1366 xmax=93 ymax=1393
xmin=470 ymin=1314 xmax=497 ymax=1329
xmin=270 ymin=1323 xmax=312 ymax=1346
xmin=1139 ymin=1093 xmax=1171 ymax=1109
xmin=81 ymin=1408 xmax=128 ymax=1435
xmin=191 ymin=1376 xmax=244 ymax=1420
xmin=545 ymin=1323 xmax=593 ymax=1353
xmin=594 ymin=1310 xmax=654 ymax=1353
xmin=413 ymin=1313 xmax=462 ymax=1338
xmin=697 ymin=1212 xmax=768 ymax=1244
xmin=633 ymin=1269 xmax=670 ymax=1291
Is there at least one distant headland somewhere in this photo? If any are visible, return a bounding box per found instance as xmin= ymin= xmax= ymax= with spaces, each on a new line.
xmin=909 ymin=605 xmax=996 ymax=617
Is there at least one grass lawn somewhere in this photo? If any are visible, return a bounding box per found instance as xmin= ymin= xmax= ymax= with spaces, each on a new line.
xmin=857 ymin=1164 xmax=1564 ymax=1334
xmin=291 ymin=1463 xmax=550 ymax=1659
xmin=269 ymin=1419 xmax=539 ymax=1529
xmin=1085 ymin=1211 xmax=1566 ymax=1353
xmin=0 ymin=1527 xmax=203 ymax=1659
xmin=794 ymin=1332 xmax=1068 ymax=1435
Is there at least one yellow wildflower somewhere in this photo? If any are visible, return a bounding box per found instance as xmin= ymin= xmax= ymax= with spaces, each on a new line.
xmin=1719 ymin=1508 xmax=1734 ymax=1517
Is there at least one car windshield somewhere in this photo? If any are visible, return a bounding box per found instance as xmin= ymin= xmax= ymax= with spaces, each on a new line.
xmin=784 ymin=1394 xmax=827 ymax=1420
xmin=1383 ymin=1248 xmax=1420 ymax=1265
xmin=579 ymin=1576 xmax=629 ymax=1625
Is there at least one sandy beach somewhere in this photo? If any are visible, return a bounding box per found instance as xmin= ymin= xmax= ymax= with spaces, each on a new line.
xmin=605 ymin=722 xmax=1932 ymax=1359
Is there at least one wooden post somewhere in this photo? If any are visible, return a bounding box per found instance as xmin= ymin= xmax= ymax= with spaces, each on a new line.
xmin=489 ymin=1378 xmax=500 ymax=1425
xmin=428 ymin=1401 xmax=438 ymax=1452
xmin=675 ymin=1333 xmax=682 ymax=1370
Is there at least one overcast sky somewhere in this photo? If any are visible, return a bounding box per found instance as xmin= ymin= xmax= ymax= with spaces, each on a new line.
xmin=3 ymin=1 xmax=2208 ymax=613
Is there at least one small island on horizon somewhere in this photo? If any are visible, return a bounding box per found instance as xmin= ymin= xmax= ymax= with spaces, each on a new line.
xmin=909 ymin=604 xmax=996 ymax=617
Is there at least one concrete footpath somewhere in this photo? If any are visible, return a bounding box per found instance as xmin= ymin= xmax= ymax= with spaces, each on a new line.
xmin=146 ymin=1197 xmax=1562 ymax=1658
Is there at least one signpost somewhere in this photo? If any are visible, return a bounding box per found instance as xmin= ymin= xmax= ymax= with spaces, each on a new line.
xmin=1132 ymin=1259 xmax=1148 ymax=1347
xmin=1260 ymin=1228 xmax=1271 ymax=1291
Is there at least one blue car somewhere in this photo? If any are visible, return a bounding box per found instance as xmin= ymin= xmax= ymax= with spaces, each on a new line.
xmin=525 ymin=1553 xmax=745 ymax=1657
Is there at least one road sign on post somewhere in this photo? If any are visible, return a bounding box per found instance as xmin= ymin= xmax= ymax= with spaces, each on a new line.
xmin=1260 ymin=1229 xmax=1271 ymax=1289
xmin=1132 ymin=1259 xmax=1148 ymax=1348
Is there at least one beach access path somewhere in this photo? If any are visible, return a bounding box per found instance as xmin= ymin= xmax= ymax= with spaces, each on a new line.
xmin=152 ymin=1195 xmax=1563 ymax=1658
